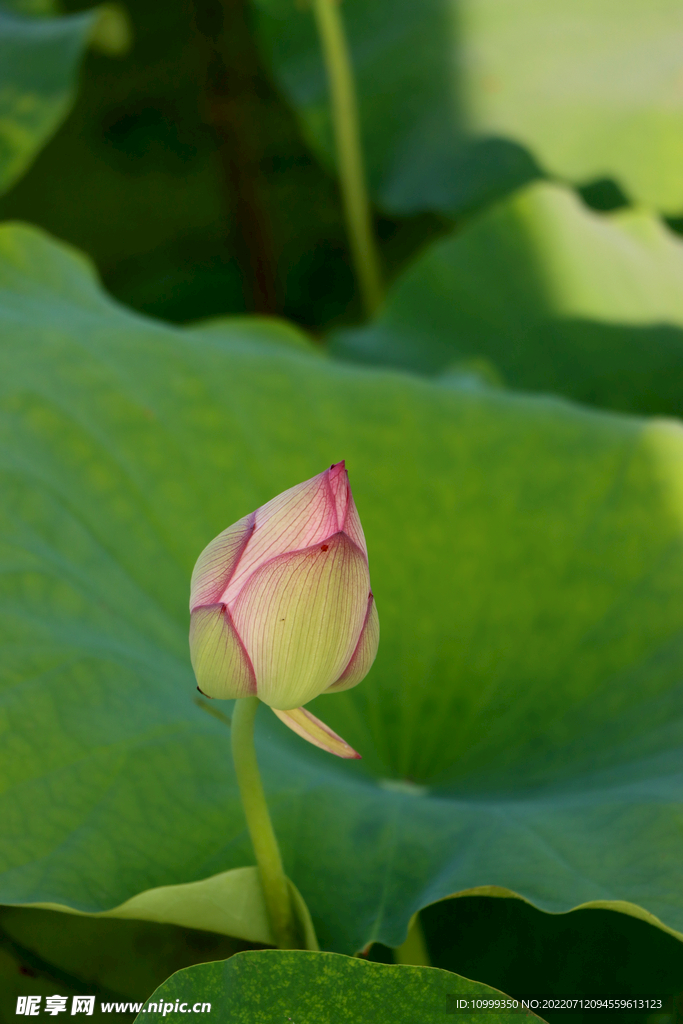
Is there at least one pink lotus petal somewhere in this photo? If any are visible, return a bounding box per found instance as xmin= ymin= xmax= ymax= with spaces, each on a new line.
xmin=327 ymin=460 xmax=349 ymax=528
xmin=231 ymin=533 xmax=369 ymax=709
xmin=326 ymin=593 xmax=379 ymax=693
xmin=221 ymin=468 xmax=342 ymax=607
xmin=190 ymin=513 xmax=255 ymax=611
xmin=271 ymin=705 xmax=361 ymax=759
xmin=189 ymin=461 xmax=378 ymax=710
xmin=340 ymin=492 xmax=368 ymax=558
xmin=189 ymin=604 xmax=256 ymax=699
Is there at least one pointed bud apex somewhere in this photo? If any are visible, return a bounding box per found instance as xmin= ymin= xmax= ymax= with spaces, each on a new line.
xmin=189 ymin=463 xmax=379 ymax=723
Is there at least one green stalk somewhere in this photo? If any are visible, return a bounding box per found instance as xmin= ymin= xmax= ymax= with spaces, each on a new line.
xmin=231 ymin=696 xmax=299 ymax=949
xmin=394 ymin=913 xmax=431 ymax=966
xmin=311 ymin=0 xmax=383 ymax=317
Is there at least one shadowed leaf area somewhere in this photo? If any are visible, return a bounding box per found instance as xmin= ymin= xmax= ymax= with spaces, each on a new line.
xmin=374 ymin=899 xmax=683 ymax=1024
xmin=0 ymin=906 xmax=256 ymax=1021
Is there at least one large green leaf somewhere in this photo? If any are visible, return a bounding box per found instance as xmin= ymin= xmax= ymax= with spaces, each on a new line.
xmin=0 ymin=5 xmax=104 ymax=194
xmin=251 ymin=0 xmax=683 ymax=215
xmin=138 ymin=950 xmax=536 ymax=1024
xmin=2 ymin=222 xmax=683 ymax=955
xmin=333 ymin=182 xmax=683 ymax=418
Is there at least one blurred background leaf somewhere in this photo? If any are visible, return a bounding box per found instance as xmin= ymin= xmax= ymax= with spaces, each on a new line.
xmin=332 ymin=181 xmax=683 ymax=417
xmin=2 ymin=1 xmax=60 ymax=14
xmin=0 ymin=3 xmax=100 ymax=194
xmin=251 ymin=0 xmax=683 ymax=216
xmin=0 ymin=0 xmax=448 ymax=328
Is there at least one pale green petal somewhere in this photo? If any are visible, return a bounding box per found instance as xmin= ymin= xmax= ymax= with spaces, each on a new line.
xmin=271 ymin=706 xmax=361 ymax=759
xmin=190 ymin=512 xmax=255 ymax=610
xmin=326 ymin=595 xmax=379 ymax=694
xmin=189 ymin=604 xmax=256 ymax=699
xmin=232 ymin=534 xmax=369 ymax=709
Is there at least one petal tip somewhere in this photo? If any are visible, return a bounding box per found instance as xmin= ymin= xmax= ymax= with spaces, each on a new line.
xmin=271 ymin=705 xmax=361 ymax=759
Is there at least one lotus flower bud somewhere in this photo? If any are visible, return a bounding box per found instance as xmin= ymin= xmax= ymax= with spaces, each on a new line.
xmin=189 ymin=462 xmax=378 ymax=757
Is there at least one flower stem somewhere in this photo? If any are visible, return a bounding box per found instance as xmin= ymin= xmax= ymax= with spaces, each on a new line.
xmin=230 ymin=695 xmax=299 ymax=948
xmin=311 ymin=0 xmax=383 ymax=317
